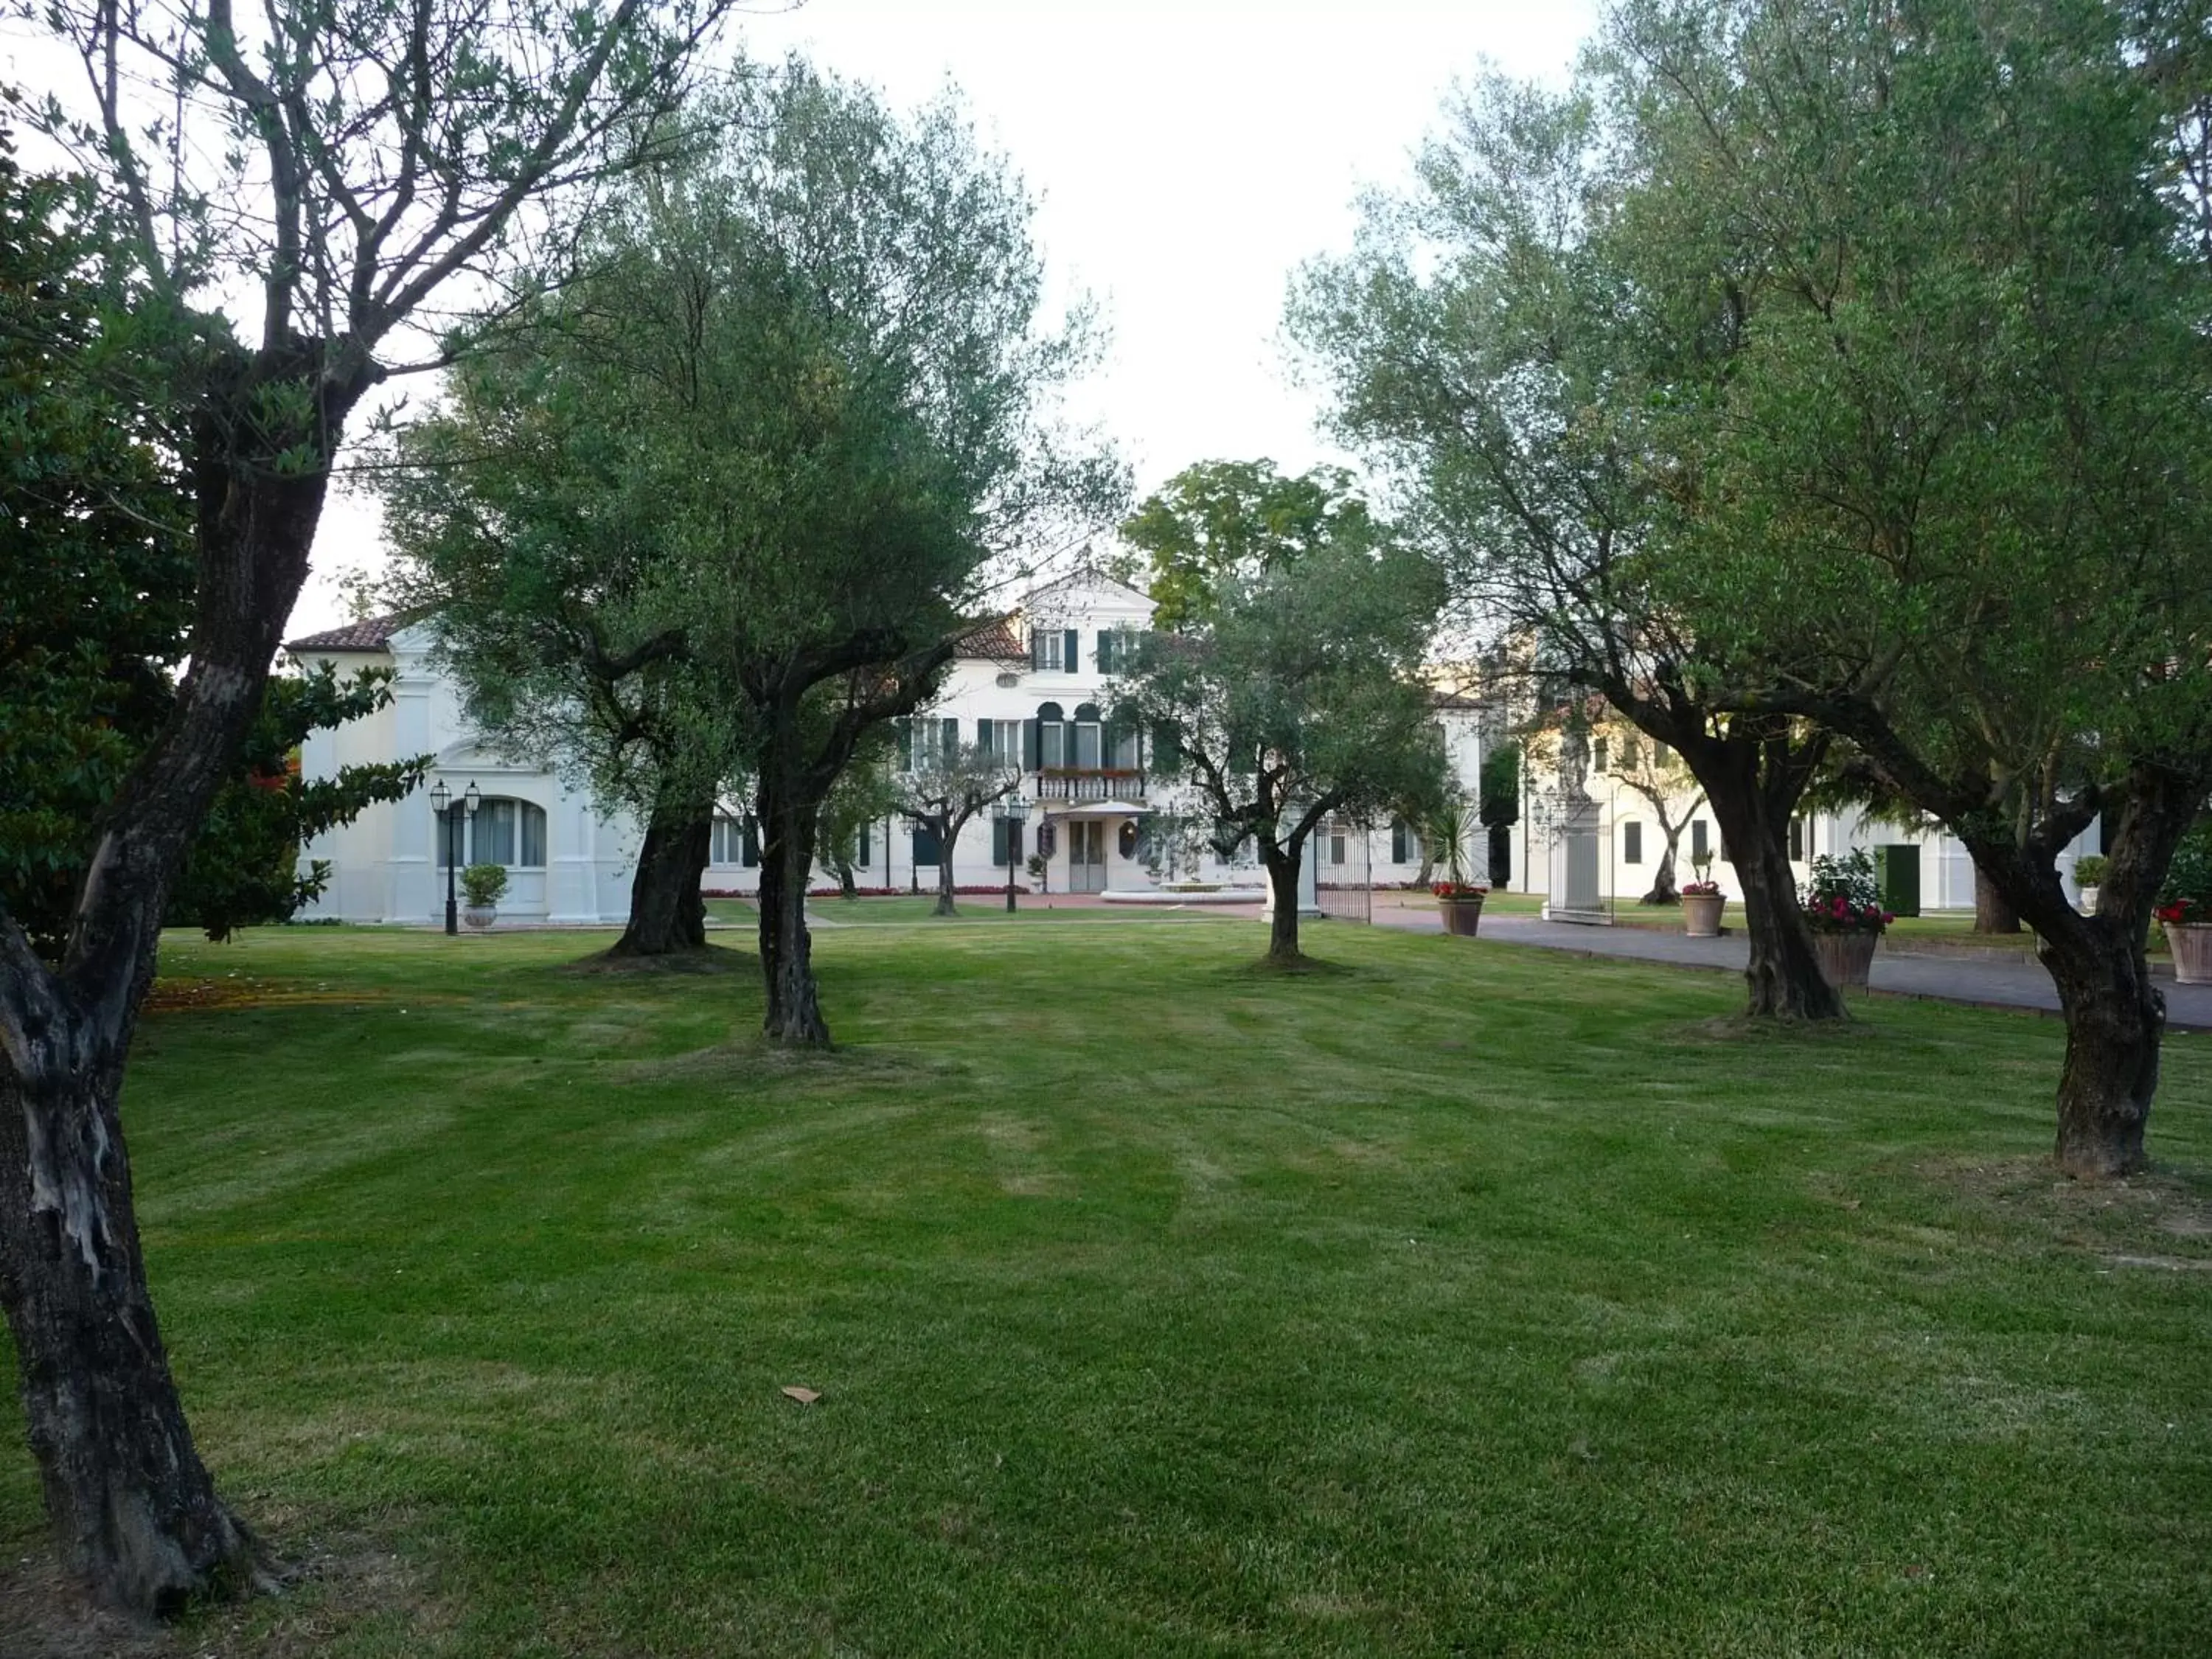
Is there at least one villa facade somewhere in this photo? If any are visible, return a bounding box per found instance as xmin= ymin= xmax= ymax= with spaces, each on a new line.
xmin=1501 ymin=714 xmax=2104 ymax=919
xmin=284 ymin=572 xmax=1498 ymax=923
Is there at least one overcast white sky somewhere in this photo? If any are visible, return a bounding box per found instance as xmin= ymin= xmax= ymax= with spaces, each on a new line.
xmin=291 ymin=0 xmax=1599 ymax=636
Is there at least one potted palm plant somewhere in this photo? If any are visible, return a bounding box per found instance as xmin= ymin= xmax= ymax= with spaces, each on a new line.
xmin=1427 ymin=799 xmax=1488 ymax=937
xmin=1800 ymin=849 xmax=1891 ymax=988
xmin=1680 ymin=852 xmax=1725 ymax=937
xmin=2156 ymin=826 xmax=2211 ymax=985
xmin=460 ymin=863 xmax=508 ymax=931
xmin=2073 ymin=854 xmax=2108 ymax=914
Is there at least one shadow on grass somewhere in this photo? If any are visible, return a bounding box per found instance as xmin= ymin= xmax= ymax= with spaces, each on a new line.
xmin=559 ymin=944 xmax=753 ymax=977
xmin=1663 ymin=1012 xmax=1886 ymax=1048
xmin=611 ymin=1034 xmax=962 ymax=1090
xmin=1229 ymin=951 xmax=1366 ymax=980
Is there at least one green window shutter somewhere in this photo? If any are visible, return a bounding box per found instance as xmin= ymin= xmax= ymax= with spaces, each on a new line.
xmin=897 ymin=718 xmax=912 ymax=769
xmin=742 ymin=818 xmax=759 ymax=868
xmin=991 ymin=817 xmax=1008 ymax=865
xmin=1099 ymin=631 xmax=1116 ymax=674
xmin=1064 ymin=629 xmax=1078 ymax=672
xmin=1024 ymin=718 xmax=1040 ymax=769
xmin=1391 ymin=818 xmax=1408 ymax=863
xmin=942 ymin=717 xmax=959 ymax=758
xmin=1031 ymin=630 xmax=1045 ymax=670
xmin=977 ymin=718 xmax=993 ymax=756
xmin=858 ymin=821 xmax=871 ymax=867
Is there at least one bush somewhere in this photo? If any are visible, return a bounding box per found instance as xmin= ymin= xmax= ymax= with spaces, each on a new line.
xmin=460 ymin=863 xmax=509 ymax=908
xmin=2073 ymin=854 xmax=2110 ymax=888
xmin=2157 ymin=822 xmax=2212 ymax=925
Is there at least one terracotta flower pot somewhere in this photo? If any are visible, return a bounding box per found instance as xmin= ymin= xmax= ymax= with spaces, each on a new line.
xmin=1436 ymin=892 xmax=1486 ymax=937
xmin=2166 ymin=921 xmax=2212 ymax=985
xmin=1682 ymin=893 xmax=1725 ymax=937
xmin=1812 ymin=930 xmax=1879 ymax=989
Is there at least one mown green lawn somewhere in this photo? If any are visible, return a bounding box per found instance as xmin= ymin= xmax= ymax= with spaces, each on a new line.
xmin=4 ymin=917 xmax=2208 ymax=1655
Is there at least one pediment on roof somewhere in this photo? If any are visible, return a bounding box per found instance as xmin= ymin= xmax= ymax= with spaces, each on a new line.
xmin=1020 ymin=569 xmax=1156 ymax=627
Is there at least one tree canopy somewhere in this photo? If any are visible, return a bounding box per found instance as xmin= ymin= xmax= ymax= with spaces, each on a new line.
xmin=1113 ymin=479 xmax=1444 ymax=961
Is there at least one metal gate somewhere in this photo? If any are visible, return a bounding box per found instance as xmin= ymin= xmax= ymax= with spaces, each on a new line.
xmin=1315 ymin=815 xmax=1372 ymax=924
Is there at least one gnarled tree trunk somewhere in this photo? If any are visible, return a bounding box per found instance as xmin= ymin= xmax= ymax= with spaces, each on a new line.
xmin=0 ymin=1065 xmax=263 ymax=1615
xmin=1973 ymin=867 xmax=2021 ymax=935
xmin=1958 ymin=773 xmax=2203 ymax=1179
xmin=1692 ymin=735 xmax=1846 ymax=1021
xmin=2042 ymin=931 xmax=2163 ymax=1177
xmin=756 ymin=775 xmax=830 ymax=1045
xmin=0 ymin=416 xmax=347 ymax=1611
xmin=610 ymin=807 xmax=711 ymax=956
xmin=933 ymin=817 xmax=959 ymax=917
xmin=1643 ymin=836 xmax=1682 ymax=906
xmin=1263 ymin=844 xmax=1304 ymax=961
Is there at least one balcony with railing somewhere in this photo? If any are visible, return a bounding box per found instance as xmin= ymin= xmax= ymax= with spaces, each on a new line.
xmin=1033 ymin=768 xmax=1147 ymax=803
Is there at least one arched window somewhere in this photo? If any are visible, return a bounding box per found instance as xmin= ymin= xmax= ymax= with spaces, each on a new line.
xmin=1036 ymin=701 xmax=1065 ymax=769
xmin=1072 ymin=702 xmax=1102 ymax=770
xmin=437 ymin=796 xmax=546 ymax=869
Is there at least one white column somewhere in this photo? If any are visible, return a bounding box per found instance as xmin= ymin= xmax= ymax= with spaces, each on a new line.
xmin=385 ymin=679 xmax=436 ymax=924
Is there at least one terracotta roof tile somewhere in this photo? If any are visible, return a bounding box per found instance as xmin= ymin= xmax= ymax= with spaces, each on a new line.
xmin=956 ymin=618 xmax=1028 ymax=661
xmin=283 ymin=611 xmax=417 ymax=653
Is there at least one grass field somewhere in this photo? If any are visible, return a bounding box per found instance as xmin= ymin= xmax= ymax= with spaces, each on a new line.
xmin=4 ymin=914 xmax=2208 ymax=1655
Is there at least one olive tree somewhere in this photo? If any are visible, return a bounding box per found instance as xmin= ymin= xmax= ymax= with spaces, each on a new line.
xmin=1115 ymin=529 xmax=1446 ymax=962
xmin=1292 ymin=72 xmax=1848 ymax=1020
xmin=1609 ymin=0 xmax=2212 ymax=1175
xmin=0 ymin=0 xmax=736 ymax=1613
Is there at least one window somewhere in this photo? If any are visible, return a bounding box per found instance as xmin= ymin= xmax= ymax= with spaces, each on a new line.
xmin=1073 ymin=702 xmax=1102 ymax=768
xmin=977 ymin=719 xmax=1018 ymax=768
xmin=1036 ymin=702 xmax=1065 ymax=768
xmin=991 ymin=816 xmax=1024 ymax=866
xmin=712 ymin=815 xmax=742 ymax=867
xmin=1032 ymin=627 xmax=1077 ymax=672
xmin=711 ymin=815 xmax=760 ymax=869
xmin=1593 ymin=737 xmax=1610 ymax=773
xmin=1789 ymin=817 xmax=1806 ymax=861
xmin=1391 ymin=816 xmax=1419 ymax=863
xmin=436 ymin=797 xmax=546 ymax=868
xmin=1654 ymin=741 xmax=1672 ymax=766
xmin=1621 ymin=737 xmax=1641 ymax=770
xmin=1330 ymin=827 xmax=1348 ymax=865
xmin=1097 ymin=626 xmax=1144 ymax=675
xmin=1624 ymin=821 xmax=1644 ymax=865
xmin=1691 ymin=818 xmax=1710 ymax=860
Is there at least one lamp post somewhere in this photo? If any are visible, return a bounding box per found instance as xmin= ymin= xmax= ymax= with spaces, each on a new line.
xmin=431 ymin=780 xmax=456 ymax=934
xmin=1000 ymin=793 xmax=1029 ymax=914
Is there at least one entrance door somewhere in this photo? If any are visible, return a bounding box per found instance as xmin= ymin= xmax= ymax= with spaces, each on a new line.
xmin=1070 ymin=820 xmax=1108 ymax=893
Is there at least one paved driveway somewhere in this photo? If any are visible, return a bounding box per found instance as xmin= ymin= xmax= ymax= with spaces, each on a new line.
xmin=1370 ymin=905 xmax=2212 ymax=1031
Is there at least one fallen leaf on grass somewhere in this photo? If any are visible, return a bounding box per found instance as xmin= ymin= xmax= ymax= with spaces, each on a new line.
xmin=781 ymin=1385 xmax=821 ymax=1405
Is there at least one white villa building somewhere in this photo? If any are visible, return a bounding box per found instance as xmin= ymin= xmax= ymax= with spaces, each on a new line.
xmin=284 ymin=571 xmax=1500 ymax=924
xmin=1500 ymin=716 xmax=2104 ymax=919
